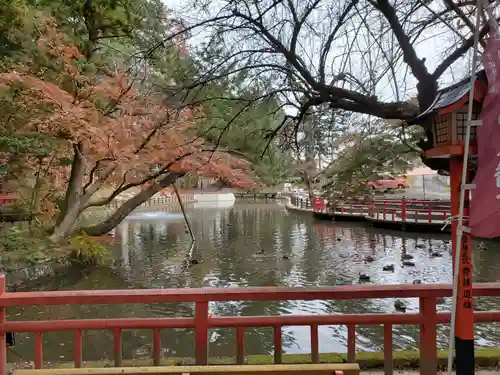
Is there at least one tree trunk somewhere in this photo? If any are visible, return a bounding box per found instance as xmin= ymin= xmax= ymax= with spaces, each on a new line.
xmin=80 ymin=172 xmax=184 ymax=237
xmin=306 ymin=177 xmax=314 ymax=202
xmin=56 ymin=143 xmax=86 ymax=225
xmin=49 ymin=143 xmax=89 ymax=244
xmin=49 ymin=203 xmax=82 ymax=244
xmin=300 ymin=171 xmax=315 ymax=202
xmin=30 ymin=160 xmax=44 ymax=214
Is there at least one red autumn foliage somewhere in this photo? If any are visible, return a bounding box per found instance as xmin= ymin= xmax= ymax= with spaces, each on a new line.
xmin=0 ymin=23 xmax=257 ymax=210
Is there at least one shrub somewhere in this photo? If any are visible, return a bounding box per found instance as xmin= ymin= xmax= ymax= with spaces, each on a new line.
xmin=0 ymin=226 xmax=28 ymax=253
xmin=0 ymin=226 xmax=47 ymax=263
xmin=69 ymin=234 xmax=110 ymax=265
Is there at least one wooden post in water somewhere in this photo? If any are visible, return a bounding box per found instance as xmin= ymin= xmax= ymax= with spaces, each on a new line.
xmin=174 ymin=183 xmax=195 ymax=245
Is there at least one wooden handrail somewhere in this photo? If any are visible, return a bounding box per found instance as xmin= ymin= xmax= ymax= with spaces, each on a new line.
xmin=13 ymin=364 xmax=361 ymax=375
xmin=0 ymin=275 xmax=499 ymax=375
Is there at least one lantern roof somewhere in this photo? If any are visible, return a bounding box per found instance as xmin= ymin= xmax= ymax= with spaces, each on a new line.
xmin=415 ymin=70 xmax=487 ymax=122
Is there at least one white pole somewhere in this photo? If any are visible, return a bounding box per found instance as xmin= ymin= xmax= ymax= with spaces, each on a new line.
xmin=422 ymin=175 xmax=426 ymax=200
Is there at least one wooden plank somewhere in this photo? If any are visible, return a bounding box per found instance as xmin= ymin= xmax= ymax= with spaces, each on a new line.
xmin=14 ymin=364 xmax=360 ymax=375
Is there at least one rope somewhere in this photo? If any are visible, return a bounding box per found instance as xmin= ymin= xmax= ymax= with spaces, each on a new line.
xmin=440 ymin=215 xmax=469 ymax=231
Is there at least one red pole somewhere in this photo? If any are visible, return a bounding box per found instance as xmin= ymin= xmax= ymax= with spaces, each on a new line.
xmin=0 ymin=275 xmax=5 ymax=375
xmin=450 ymin=158 xmax=474 ymax=375
xmin=401 ymin=198 xmax=407 ymax=221
xmin=450 ymin=160 xmax=461 ymax=274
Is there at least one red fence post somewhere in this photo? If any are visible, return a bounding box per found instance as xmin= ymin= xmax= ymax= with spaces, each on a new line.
xmin=347 ymin=324 xmax=356 ymax=362
xmin=401 ymin=198 xmax=407 ymax=222
xmin=74 ymin=329 xmax=83 ymax=368
xmin=236 ymin=327 xmax=245 ymax=365
xmin=273 ymin=326 xmax=282 ymax=364
xmin=0 ymin=275 xmax=5 ymax=375
xmin=419 ymin=296 xmax=437 ymax=375
xmin=153 ymin=328 xmax=161 ymax=366
xmin=310 ymin=324 xmax=319 ymax=364
xmin=113 ymin=329 xmax=122 ymax=367
xmin=195 ymin=301 xmax=209 ymax=365
xmin=384 ymin=324 xmax=393 ymax=375
xmin=34 ymin=332 xmax=43 ymax=368
xmin=428 ymin=204 xmax=432 ymax=223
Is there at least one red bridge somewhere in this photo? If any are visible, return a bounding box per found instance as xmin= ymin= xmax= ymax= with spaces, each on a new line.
xmin=292 ymin=197 xmax=452 ymax=231
xmin=0 ymin=196 xmax=16 ymax=206
xmin=1 ymin=275 xmax=499 ymax=375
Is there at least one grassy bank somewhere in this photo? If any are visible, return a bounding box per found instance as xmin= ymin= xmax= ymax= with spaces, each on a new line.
xmin=13 ymin=349 xmax=500 ymax=370
xmin=0 ymin=225 xmax=69 ymax=266
xmin=0 ymin=224 xmax=111 ymax=269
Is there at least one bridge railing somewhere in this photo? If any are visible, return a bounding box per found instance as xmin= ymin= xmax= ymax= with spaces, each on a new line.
xmin=369 ymin=199 xmax=450 ymax=223
xmin=0 ymin=274 xmax=499 ymax=375
xmin=311 ymin=198 xmax=451 ymax=224
xmin=0 ymin=196 xmax=17 ymax=205
xmin=106 ymin=193 xmax=196 ymax=209
xmin=294 ymin=197 xmax=313 ymax=209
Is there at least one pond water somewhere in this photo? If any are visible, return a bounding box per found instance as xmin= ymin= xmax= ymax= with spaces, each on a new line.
xmin=7 ymin=201 xmax=500 ymax=364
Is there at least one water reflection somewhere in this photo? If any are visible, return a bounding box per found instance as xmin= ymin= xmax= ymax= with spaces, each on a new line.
xmin=7 ymin=202 xmax=500 ymax=363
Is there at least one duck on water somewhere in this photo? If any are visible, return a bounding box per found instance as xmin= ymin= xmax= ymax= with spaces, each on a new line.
xmin=359 ymin=273 xmax=370 ymax=282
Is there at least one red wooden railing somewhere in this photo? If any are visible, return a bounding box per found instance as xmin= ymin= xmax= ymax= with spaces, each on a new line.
xmin=370 ymin=199 xmax=450 ymax=223
xmin=0 ymin=196 xmax=16 ymax=205
xmin=310 ymin=198 xmax=451 ymax=224
xmin=1 ymin=275 xmax=500 ymax=375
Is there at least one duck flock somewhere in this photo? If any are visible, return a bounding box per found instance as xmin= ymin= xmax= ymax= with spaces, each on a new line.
xmin=358 ymin=241 xmax=449 ymax=312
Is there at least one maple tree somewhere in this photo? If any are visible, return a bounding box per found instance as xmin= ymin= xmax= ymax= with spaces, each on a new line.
xmin=0 ymin=19 xmax=256 ymax=243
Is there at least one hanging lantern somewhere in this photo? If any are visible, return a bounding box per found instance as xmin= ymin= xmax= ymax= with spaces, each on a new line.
xmin=415 ymin=71 xmax=487 ymax=159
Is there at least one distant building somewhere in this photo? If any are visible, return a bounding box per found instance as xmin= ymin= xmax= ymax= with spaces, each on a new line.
xmin=404 ymin=166 xmax=449 ymax=188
